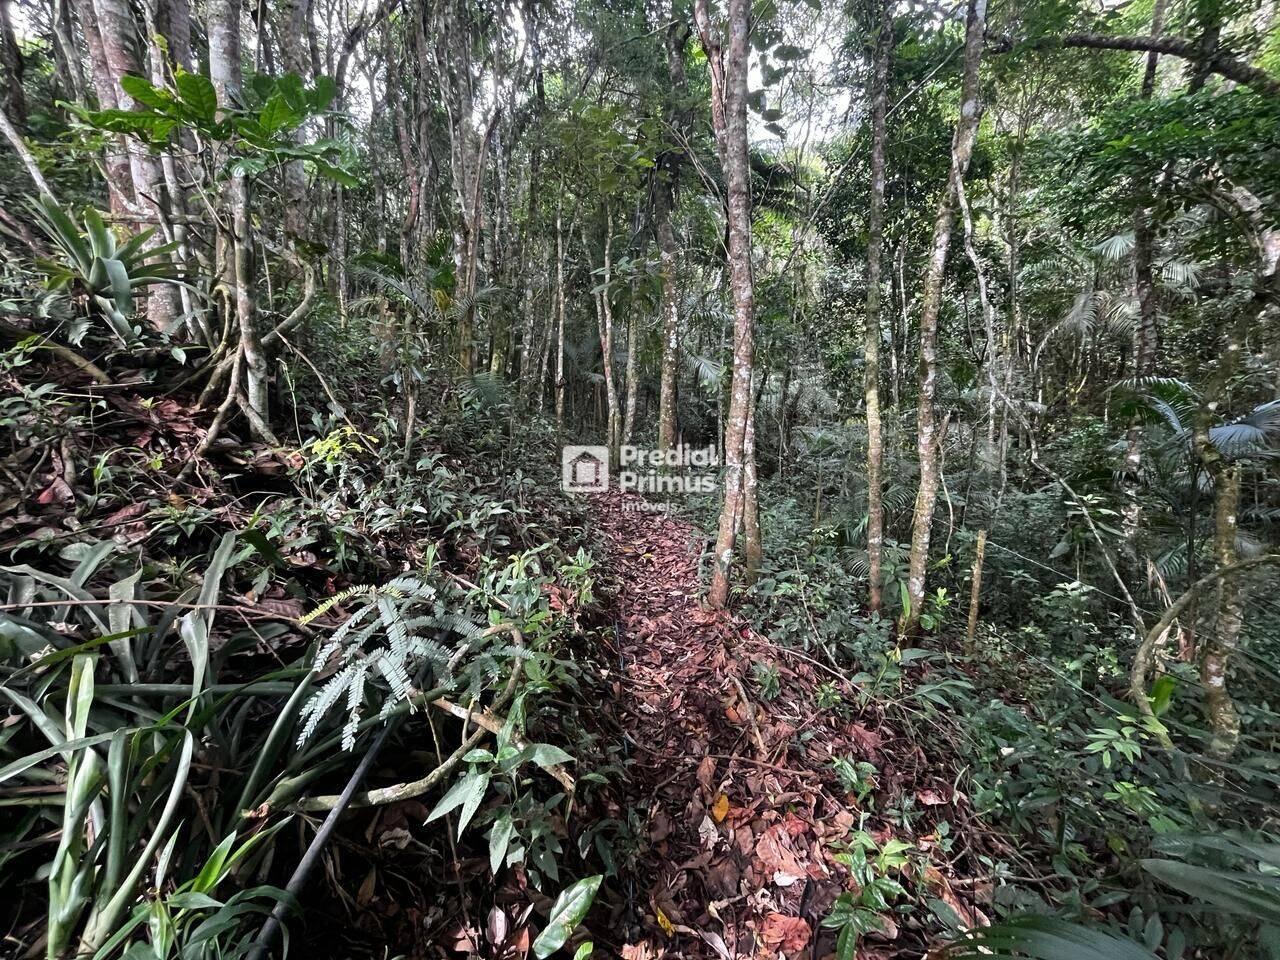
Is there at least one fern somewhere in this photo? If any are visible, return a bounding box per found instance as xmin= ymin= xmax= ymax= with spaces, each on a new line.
xmin=296 ymin=577 xmax=497 ymax=748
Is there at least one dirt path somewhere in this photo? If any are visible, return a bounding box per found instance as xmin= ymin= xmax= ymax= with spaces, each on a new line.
xmin=591 ymin=489 xmax=946 ymax=959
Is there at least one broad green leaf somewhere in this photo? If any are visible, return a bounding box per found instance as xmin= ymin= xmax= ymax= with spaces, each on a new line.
xmin=258 ymin=93 xmax=296 ymax=135
xmin=175 ymin=71 xmax=217 ymax=121
xmin=310 ymin=75 xmax=338 ymax=109
xmin=532 ymin=875 xmax=601 ymax=958
xmin=119 ymin=74 xmax=174 ymax=111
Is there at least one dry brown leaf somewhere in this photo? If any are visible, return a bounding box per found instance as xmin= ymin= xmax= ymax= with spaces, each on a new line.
xmin=758 ymin=913 xmax=812 ymax=952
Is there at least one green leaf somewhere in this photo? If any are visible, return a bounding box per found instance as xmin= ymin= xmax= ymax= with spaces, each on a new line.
xmin=166 ymin=892 xmax=223 ymax=910
xmin=426 ymin=769 xmax=490 ymax=836
xmin=310 ymin=75 xmax=338 ymax=110
xmin=258 ymin=93 xmax=296 ymax=135
xmin=175 ymin=71 xmax=217 ymax=121
xmin=523 ymin=743 xmax=574 ymax=771
xmin=1149 ymin=675 xmax=1176 ymax=716
xmin=83 ymin=208 xmax=116 ymax=259
xmin=488 ymin=814 xmax=515 ymax=875
xmin=310 ymin=158 xmax=359 ymax=188
xmin=948 ymin=915 xmax=1158 ymax=960
xmin=532 ymin=876 xmax=601 ymax=958
xmin=835 ymin=923 xmax=857 ymax=960
xmin=572 ymin=944 xmax=593 ymax=960
xmin=120 ymin=74 xmax=174 ymax=111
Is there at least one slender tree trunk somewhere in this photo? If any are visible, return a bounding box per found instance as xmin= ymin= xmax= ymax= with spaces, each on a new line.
xmin=656 ymin=21 xmax=689 ymax=451
xmin=902 ymin=0 xmax=987 ymax=635
xmin=742 ymin=381 xmax=762 ymax=583
xmin=965 ymin=529 xmax=987 ymax=651
xmin=554 ymin=199 xmax=567 ymax=433
xmin=588 ymin=208 xmax=621 ymax=459
xmin=77 ymin=0 xmax=134 ymax=216
xmin=695 ymin=0 xmax=756 ymax=610
xmin=622 ymin=303 xmax=640 ymax=446
xmin=209 ymin=0 xmax=267 ymax=431
xmin=864 ymin=0 xmax=892 ymax=614
xmin=656 ymin=184 xmax=681 ymax=452
xmin=278 ymin=0 xmax=312 ymax=242
xmin=1121 ymin=0 xmax=1169 ymax=546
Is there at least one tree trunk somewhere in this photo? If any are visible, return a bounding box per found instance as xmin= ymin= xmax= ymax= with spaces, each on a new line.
xmin=76 ymin=0 xmax=134 ymax=216
xmin=209 ymin=0 xmax=267 ymax=432
xmin=695 ymin=0 xmax=756 ymax=610
xmin=1190 ymin=187 xmax=1277 ymax=762
xmin=656 ymin=183 xmax=681 ymax=452
xmin=655 ymin=22 xmax=689 ymax=452
xmin=863 ymin=0 xmax=891 ymax=614
xmin=587 ymin=208 xmax=621 ymax=459
xmin=966 ymin=529 xmax=987 ymax=651
xmin=92 ymin=0 xmax=182 ymax=332
xmin=278 ymin=0 xmax=312 ymax=242
xmin=902 ymin=0 xmax=987 ymax=635
xmin=1121 ymin=0 xmax=1168 ymax=546
xmin=554 ymin=199 xmax=567 ymax=433
xmin=742 ymin=382 xmax=762 ymax=583
xmin=0 ymin=0 xmax=26 ymax=125
xmin=622 ymin=301 xmax=640 ymax=446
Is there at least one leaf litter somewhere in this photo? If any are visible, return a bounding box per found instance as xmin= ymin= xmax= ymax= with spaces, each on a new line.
xmin=591 ymin=489 xmax=989 ymax=958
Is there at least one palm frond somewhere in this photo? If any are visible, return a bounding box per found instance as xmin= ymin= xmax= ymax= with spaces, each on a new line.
xmin=948 ymin=916 xmax=1156 ymax=960
xmin=1092 ymin=231 xmax=1136 ymax=261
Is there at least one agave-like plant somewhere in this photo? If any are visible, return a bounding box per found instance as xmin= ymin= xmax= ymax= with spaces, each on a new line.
xmin=26 ymin=194 xmax=183 ymax=344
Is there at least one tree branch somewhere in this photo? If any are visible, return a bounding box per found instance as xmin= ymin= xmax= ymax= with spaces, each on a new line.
xmin=990 ymin=33 xmax=1280 ymax=98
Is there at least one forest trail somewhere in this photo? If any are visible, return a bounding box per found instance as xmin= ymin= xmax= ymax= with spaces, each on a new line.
xmin=592 ymin=491 xmax=975 ymax=959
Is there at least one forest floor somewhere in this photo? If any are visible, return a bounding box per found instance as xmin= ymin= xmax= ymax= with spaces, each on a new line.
xmin=592 ymin=490 xmax=983 ymax=959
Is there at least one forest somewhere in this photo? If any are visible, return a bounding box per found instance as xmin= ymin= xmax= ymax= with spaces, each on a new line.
xmin=1 ymin=0 xmax=1278 ymax=954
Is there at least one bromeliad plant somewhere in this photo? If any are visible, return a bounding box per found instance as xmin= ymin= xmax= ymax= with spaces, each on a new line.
xmin=0 ymin=534 xmax=310 ymax=958
xmin=27 ymin=194 xmax=184 ymax=344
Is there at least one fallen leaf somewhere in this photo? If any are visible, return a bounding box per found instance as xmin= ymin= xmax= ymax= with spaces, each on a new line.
xmin=711 ymin=793 xmax=730 ymax=823
xmin=656 ymin=907 xmax=674 ymax=936
xmin=759 ymin=913 xmax=811 ymax=952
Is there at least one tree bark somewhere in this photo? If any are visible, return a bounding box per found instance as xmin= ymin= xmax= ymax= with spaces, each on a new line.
xmin=587 ymin=208 xmax=621 ymax=459
xmin=1121 ymin=0 xmax=1168 ymax=547
xmin=695 ymin=0 xmax=756 ymax=610
xmin=91 ymin=0 xmax=182 ymax=332
xmin=277 ymin=0 xmax=313 ymax=242
xmin=554 ymin=198 xmax=567 ymax=433
xmin=76 ymin=0 xmax=135 ymax=216
xmin=863 ymin=0 xmax=892 ymax=614
xmin=656 ymin=22 xmax=689 ymax=452
xmin=742 ymin=382 xmax=762 ymax=583
xmin=0 ymin=0 xmax=26 ymax=125
xmin=656 ymin=182 xmax=681 ymax=452
xmin=902 ymin=0 xmax=987 ymax=635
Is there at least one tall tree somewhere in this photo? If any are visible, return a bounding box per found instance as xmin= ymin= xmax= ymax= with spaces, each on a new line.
xmin=694 ymin=0 xmax=756 ymax=610
xmin=1120 ymin=0 xmax=1169 ymax=547
xmin=863 ymin=0 xmax=892 ymax=614
xmin=656 ymin=21 xmax=690 ymax=452
xmin=901 ymin=0 xmax=987 ymax=635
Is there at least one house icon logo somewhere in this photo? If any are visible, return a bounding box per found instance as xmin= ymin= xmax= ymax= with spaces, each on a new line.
xmin=561 ymin=445 xmax=609 ymax=493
